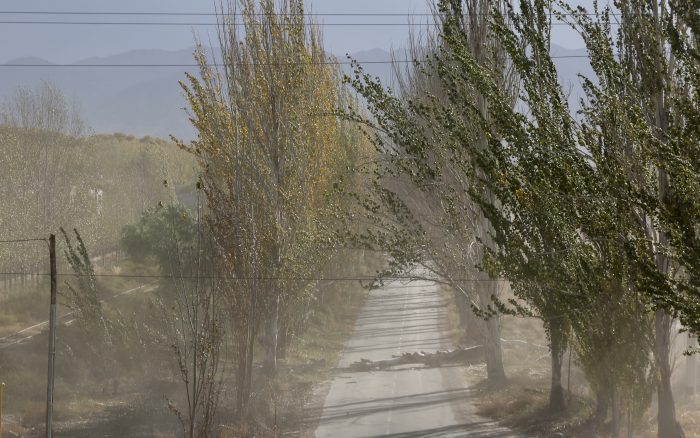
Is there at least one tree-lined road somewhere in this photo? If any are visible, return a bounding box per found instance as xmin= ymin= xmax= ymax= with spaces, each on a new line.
xmin=314 ymin=281 xmax=520 ymax=437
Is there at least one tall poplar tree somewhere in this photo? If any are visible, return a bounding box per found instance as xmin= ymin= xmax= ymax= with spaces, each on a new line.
xmin=179 ymin=0 xmax=368 ymax=417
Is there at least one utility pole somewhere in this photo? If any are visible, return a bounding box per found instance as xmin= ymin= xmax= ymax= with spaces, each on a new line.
xmin=46 ymin=234 xmax=57 ymax=438
xmin=1 ymin=381 xmax=5 ymax=437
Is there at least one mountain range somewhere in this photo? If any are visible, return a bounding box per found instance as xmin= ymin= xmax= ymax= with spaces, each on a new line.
xmin=0 ymin=45 xmax=592 ymax=140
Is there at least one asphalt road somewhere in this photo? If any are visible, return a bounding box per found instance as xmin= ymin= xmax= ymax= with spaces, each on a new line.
xmin=314 ymin=280 xmax=521 ymax=438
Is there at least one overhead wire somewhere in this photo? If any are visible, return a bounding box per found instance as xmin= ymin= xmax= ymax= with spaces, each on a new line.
xmin=0 ymin=54 xmax=591 ymax=68
xmin=0 ymin=20 xmax=578 ymax=27
xmin=0 ymin=11 xmax=622 ymax=17
xmin=0 ymin=9 xmax=598 ymax=68
xmin=0 ymin=238 xmax=47 ymax=244
xmin=0 ymin=271 xmax=508 ymax=281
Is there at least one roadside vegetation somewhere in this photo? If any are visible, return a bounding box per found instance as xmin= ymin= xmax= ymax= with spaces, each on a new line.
xmin=0 ymin=251 xmax=371 ymax=437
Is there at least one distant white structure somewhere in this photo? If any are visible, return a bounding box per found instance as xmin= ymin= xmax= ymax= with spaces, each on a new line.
xmin=69 ymin=186 xmax=103 ymax=214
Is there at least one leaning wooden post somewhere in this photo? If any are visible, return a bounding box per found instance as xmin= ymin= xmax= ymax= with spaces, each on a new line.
xmin=1 ymin=381 xmax=5 ymax=437
xmin=46 ymin=234 xmax=57 ymax=438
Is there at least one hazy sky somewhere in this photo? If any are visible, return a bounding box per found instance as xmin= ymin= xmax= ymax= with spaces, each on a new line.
xmin=0 ymin=0 xmax=593 ymax=63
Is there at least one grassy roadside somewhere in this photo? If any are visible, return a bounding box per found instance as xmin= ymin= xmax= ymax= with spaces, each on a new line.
xmin=1 ymin=253 xmax=371 ymax=437
xmin=468 ymin=312 xmax=596 ymax=437
xmin=473 ymin=375 xmax=594 ymax=437
xmin=0 ymin=259 xmax=156 ymax=338
xmin=247 ymin=280 xmax=369 ymax=437
xmin=437 ymin=285 xmax=597 ymax=437
xmin=0 ymin=259 xmax=165 ymax=437
xmin=458 ymin=309 xmax=700 ymax=437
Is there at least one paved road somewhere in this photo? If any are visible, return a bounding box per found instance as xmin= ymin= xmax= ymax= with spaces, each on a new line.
xmin=314 ymin=280 xmax=521 ymax=438
xmin=0 ymin=282 xmax=156 ymax=350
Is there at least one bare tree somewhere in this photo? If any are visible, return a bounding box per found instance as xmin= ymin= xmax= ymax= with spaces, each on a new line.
xmin=161 ymin=198 xmax=224 ymax=438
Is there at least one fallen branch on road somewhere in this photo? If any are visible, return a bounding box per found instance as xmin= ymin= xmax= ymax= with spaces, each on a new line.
xmin=347 ymin=345 xmax=484 ymax=371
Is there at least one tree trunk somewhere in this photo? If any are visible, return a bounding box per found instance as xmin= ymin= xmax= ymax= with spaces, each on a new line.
xmin=646 ymin=1 xmax=685 ymax=427
xmin=653 ymin=170 xmax=683 ymax=437
xmin=479 ymin=286 xmax=506 ymax=384
xmin=484 ymin=316 xmax=506 ymax=384
xmin=236 ymin=307 xmax=257 ymax=419
xmin=264 ymin=295 xmax=280 ymax=374
xmin=277 ymin=323 xmax=288 ymax=360
xmin=235 ymin=342 xmax=249 ymax=418
xmin=456 ymin=290 xmax=482 ymax=344
xmin=244 ymin=330 xmax=254 ymax=411
xmin=549 ymin=319 xmax=567 ymax=412
xmin=592 ymin=387 xmax=610 ymax=435
xmin=655 ymin=309 xmax=685 ymax=438
xmin=611 ymin=386 xmax=621 ymax=438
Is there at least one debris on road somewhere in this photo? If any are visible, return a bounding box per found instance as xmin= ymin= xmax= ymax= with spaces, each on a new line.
xmin=347 ymin=345 xmax=484 ymax=371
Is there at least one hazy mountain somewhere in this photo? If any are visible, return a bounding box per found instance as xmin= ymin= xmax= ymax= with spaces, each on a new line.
xmin=6 ymin=56 xmax=54 ymax=66
xmin=0 ymin=48 xmax=197 ymax=139
xmin=0 ymin=44 xmax=593 ymax=140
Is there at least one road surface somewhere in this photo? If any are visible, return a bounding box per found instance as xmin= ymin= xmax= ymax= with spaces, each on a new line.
xmin=314 ymin=280 xmax=521 ymax=438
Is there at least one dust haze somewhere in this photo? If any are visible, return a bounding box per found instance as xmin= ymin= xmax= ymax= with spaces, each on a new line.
xmin=1 ymin=1 xmax=699 ymax=438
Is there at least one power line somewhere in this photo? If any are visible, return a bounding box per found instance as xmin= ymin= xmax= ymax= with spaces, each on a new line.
xmin=0 ymin=11 xmax=622 ymax=17
xmin=0 ymin=238 xmax=47 ymax=244
xmin=0 ymin=55 xmax=591 ymax=68
xmin=0 ymin=20 xmax=576 ymax=27
xmin=0 ymin=271 xmax=508 ymax=282
xmin=0 ymin=21 xmax=435 ymax=26
xmin=0 ymin=61 xmax=394 ymax=68
xmin=1 ymin=12 xmax=442 ymax=17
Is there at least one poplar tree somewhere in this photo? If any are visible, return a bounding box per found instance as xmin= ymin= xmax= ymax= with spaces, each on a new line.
xmin=179 ymin=0 xmax=368 ymax=417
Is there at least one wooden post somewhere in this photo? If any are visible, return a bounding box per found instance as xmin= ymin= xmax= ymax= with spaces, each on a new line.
xmin=0 ymin=381 xmax=5 ymax=437
xmin=46 ymin=234 xmax=57 ymax=438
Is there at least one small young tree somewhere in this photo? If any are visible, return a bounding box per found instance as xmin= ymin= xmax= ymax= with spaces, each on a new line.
xmin=120 ymin=201 xmax=224 ymax=437
xmin=61 ymin=228 xmax=102 ymax=327
xmin=161 ymin=216 xmax=223 ymax=438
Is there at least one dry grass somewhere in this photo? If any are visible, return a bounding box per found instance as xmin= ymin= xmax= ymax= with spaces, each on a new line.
xmin=675 ymin=398 xmax=700 ymax=438
xmin=241 ymin=280 xmax=370 ymax=436
xmin=473 ymin=372 xmax=594 ymax=438
xmin=0 ymin=280 xmax=53 ymax=337
xmin=0 ymin=258 xmax=174 ymax=437
xmin=440 ymin=285 xmax=597 ymax=437
xmin=450 ymin=294 xmax=700 ymax=438
xmin=485 ymin=314 xmax=596 ymax=437
xmin=0 ymin=253 xmax=372 ymax=437
xmin=0 ymin=259 xmax=154 ymax=338
xmin=633 ymin=394 xmax=700 ymax=438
